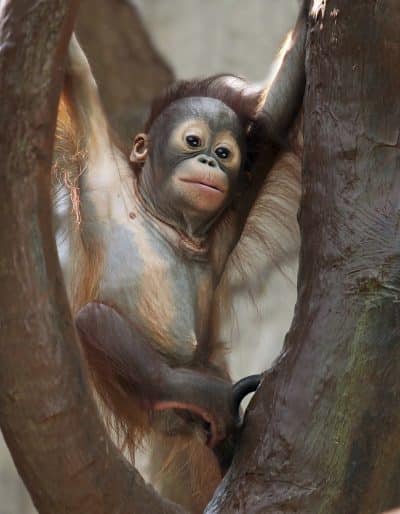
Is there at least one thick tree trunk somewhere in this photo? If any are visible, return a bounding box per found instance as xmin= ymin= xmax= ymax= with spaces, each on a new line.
xmin=207 ymin=2 xmax=400 ymax=513
xmin=0 ymin=2 xmax=183 ymax=513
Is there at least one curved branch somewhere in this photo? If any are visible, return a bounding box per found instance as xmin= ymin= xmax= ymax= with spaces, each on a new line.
xmin=0 ymin=1 xmax=184 ymax=513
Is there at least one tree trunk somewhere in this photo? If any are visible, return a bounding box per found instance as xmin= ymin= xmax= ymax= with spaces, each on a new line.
xmin=206 ymin=1 xmax=400 ymax=513
xmin=0 ymin=2 xmax=183 ymax=513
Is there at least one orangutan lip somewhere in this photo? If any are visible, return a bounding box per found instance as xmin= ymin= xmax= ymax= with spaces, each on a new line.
xmin=180 ymin=178 xmax=225 ymax=193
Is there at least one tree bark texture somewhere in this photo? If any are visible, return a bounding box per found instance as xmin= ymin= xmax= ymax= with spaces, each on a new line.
xmin=0 ymin=2 xmax=184 ymax=513
xmin=206 ymin=2 xmax=400 ymax=513
xmin=76 ymin=0 xmax=174 ymax=144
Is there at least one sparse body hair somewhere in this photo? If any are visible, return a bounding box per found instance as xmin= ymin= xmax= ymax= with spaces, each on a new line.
xmin=53 ymin=4 xmax=307 ymax=512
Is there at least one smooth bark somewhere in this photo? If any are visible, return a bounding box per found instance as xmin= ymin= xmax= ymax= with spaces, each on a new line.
xmin=0 ymin=1 xmax=183 ymax=513
xmin=207 ymin=2 xmax=400 ymax=513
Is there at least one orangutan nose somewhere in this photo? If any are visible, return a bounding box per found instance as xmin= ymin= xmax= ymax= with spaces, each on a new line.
xmin=197 ymin=155 xmax=217 ymax=168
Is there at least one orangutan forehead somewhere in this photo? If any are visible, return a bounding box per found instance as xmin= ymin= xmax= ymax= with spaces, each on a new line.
xmin=151 ymin=96 xmax=243 ymax=137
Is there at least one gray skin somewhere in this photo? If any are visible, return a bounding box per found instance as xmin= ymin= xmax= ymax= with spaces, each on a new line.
xmin=61 ymin=6 xmax=307 ymax=465
xmin=75 ymin=95 xmax=249 ymax=447
xmin=138 ymin=97 xmax=246 ymax=238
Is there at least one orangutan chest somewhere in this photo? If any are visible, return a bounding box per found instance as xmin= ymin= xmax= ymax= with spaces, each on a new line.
xmin=97 ymin=222 xmax=214 ymax=361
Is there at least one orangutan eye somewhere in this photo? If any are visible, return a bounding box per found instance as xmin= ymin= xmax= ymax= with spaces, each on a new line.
xmin=186 ymin=135 xmax=202 ymax=148
xmin=215 ymin=146 xmax=231 ymax=159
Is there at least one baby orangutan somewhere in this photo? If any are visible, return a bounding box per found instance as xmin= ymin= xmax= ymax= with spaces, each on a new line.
xmin=54 ymin=5 xmax=308 ymax=512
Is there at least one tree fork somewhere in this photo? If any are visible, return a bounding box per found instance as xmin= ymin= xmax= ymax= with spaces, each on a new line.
xmin=0 ymin=2 xmax=184 ymax=513
xmin=207 ymin=2 xmax=400 ymax=513
xmin=1 ymin=1 xmax=400 ymax=513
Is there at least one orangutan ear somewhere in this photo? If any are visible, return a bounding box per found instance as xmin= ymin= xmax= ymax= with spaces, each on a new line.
xmin=130 ymin=133 xmax=149 ymax=164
